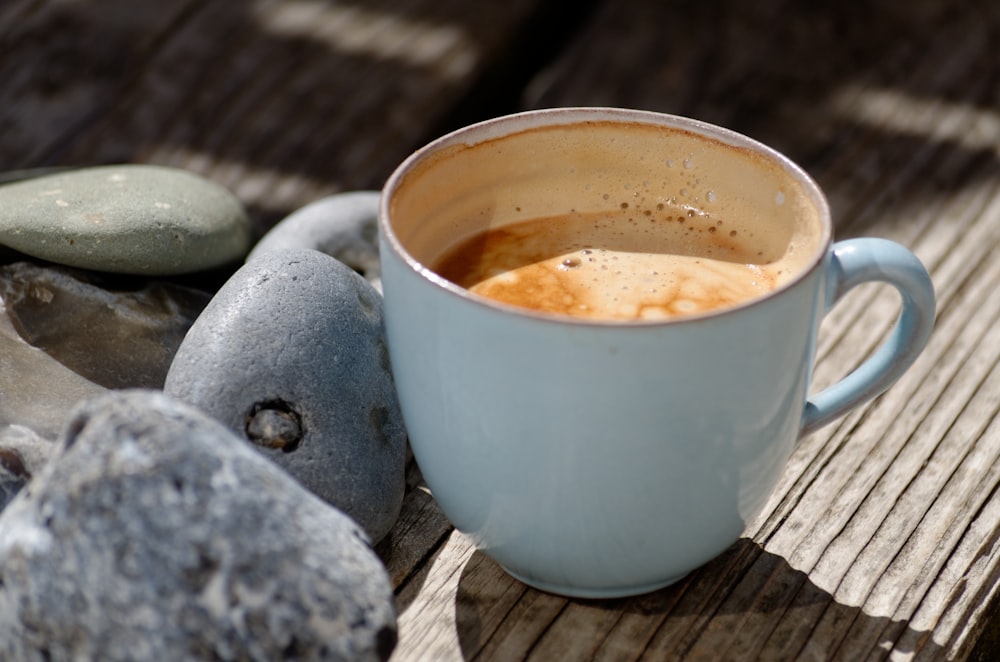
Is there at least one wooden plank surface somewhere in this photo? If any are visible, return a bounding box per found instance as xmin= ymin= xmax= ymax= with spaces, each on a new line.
xmin=1 ymin=0 xmax=998 ymax=660
xmin=390 ymin=0 xmax=1000 ymax=659
xmin=0 ymin=0 xmax=551 ymax=232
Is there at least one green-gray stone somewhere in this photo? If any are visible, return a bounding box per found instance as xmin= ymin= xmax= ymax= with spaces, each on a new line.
xmin=0 ymin=165 xmax=252 ymax=275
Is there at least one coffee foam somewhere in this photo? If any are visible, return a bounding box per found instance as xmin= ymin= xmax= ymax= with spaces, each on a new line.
xmin=434 ymin=208 xmax=802 ymax=320
xmin=388 ymin=117 xmax=825 ymax=318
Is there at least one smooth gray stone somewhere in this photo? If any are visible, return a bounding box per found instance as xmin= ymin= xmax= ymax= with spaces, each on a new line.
xmin=0 ymin=261 xmax=211 ymax=440
xmin=0 ymin=286 xmax=106 ymax=440
xmin=165 ymin=249 xmax=406 ymax=543
xmin=0 ymin=390 xmax=397 ymax=662
xmin=0 ymin=262 xmax=212 ymax=389
xmin=0 ymin=165 xmax=253 ymax=275
xmin=246 ymin=191 xmax=382 ymax=291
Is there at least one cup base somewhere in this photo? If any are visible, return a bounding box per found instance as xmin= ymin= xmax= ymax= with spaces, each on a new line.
xmin=500 ymin=565 xmax=689 ymax=599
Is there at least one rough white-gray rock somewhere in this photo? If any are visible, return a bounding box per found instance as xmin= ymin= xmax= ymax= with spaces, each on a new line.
xmin=0 ymin=165 xmax=252 ymax=275
xmin=165 ymin=249 xmax=406 ymax=543
xmin=0 ymin=390 xmax=397 ymax=661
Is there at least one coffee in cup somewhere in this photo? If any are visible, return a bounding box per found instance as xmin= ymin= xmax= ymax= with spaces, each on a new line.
xmin=433 ymin=203 xmax=818 ymax=321
xmin=389 ymin=116 xmax=823 ymax=323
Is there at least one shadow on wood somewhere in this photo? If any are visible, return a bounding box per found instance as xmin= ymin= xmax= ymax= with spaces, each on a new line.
xmin=454 ymin=539 xmax=944 ymax=660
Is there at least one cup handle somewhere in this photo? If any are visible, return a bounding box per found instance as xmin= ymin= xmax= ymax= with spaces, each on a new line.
xmin=800 ymin=238 xmax=936 ymax=438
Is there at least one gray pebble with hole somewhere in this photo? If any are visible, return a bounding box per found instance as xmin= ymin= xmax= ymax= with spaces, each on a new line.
xmin=164 ymin=248 xmax=406 ymax=543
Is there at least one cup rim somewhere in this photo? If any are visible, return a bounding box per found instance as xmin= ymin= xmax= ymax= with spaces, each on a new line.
xmin=380 ymin=107 xmax=832 ymax=326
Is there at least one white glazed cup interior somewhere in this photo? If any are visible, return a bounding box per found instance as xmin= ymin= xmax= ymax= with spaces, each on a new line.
xmin=382 ymin=107 xmax=831 ymax=323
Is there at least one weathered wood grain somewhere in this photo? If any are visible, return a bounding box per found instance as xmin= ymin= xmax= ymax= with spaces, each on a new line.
xmin=388 ymin=0 xmax=1000 ymax=659
xmin=1 ymin=0 xmax=548 ymax=234
xmin=1 ymin=0 xmax=997 ymax=660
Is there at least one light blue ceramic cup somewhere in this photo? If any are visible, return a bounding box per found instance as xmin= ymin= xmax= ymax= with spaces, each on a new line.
xmin=379 ymin=108 xmax=935 ymax=598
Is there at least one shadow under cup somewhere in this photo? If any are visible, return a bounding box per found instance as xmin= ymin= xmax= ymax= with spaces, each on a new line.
xmin=379 ymin=109 xmax=832 ymax=598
